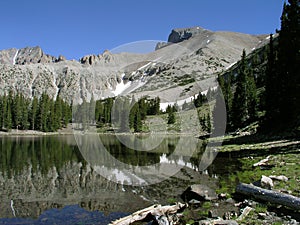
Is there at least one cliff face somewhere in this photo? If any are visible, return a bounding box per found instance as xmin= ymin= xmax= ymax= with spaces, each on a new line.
xmin=167 ymin=26 xmax=210 ymax=43
xmin=0 ymin=27 xmax=270 ymax=104
xmin=0 ymin=46 xmax=58 ymax=65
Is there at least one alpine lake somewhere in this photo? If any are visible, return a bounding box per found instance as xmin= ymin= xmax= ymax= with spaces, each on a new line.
xmin=0 ymin=134 xmax=241 ymax=224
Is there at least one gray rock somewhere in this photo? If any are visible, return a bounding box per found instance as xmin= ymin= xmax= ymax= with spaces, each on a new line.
xmin=56 ymin=55 xmax=66 ymax=62
xmin=208 ymin=209 xmax=219 ymax=218
xmin=260 ymin=175 xmax=274 ymax=190
xmin=154 ymin=215 xmax=170 ymax=225
xmin=181 ymin=184 xmax=218 ymax=202
xmin=155 ymin=42 xmax=170 ymax=50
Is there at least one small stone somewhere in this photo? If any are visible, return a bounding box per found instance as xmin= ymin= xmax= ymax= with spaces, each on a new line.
xmin=261 ymin=175 xmax=274 ymax=189
xmin=225 ymin=198 xmax=235 ymax=204
xmin=188 ymin=199 xmax=201 ymax=204
xmin=258 ymin=212 xmax=267 ymax=219
xmin=208 ymin=210 xmax=219 ymax=218
xmin=218 ymin=193 xmax=227 ymax=200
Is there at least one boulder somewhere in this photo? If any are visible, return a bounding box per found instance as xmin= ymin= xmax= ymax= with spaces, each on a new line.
xmin=181 ymin=184 xmax=218 ymax=202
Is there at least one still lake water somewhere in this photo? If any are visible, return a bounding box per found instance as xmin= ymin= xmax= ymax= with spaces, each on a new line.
xmin=0 ymin=134 xmax=239 ymax=224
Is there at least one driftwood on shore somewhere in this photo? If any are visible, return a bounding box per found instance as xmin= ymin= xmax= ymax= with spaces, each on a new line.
xmin=236 ymin=183 xmax=300 ymax=210
xmin=109 ymin=202 xmax=186 ymax=225
xmin=253 ymin=155 xmax=273 ymax=167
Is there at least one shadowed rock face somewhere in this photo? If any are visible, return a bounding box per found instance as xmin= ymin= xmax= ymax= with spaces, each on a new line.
xmin=168 ymin=26 xmax=209 ymax=43
xmin=0 ymin=27 xmax=269 ymax=104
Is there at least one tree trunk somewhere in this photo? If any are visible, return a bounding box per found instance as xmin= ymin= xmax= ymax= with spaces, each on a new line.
xmin=236 ymin=183 xmax=300 ymax=210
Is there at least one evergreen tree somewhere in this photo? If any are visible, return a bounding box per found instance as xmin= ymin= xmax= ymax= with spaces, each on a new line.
xmin=167 ymin=108 xmax=176 ymax=124
xmin=48 ymin=99 xmax=57 ymax=131
xmin=20 ymin=95 xmax=29 ymax=130
xmin=54 ymin=95 xmax=63 ymax=128
xmin=231 ymin=50 xmax=249 ymax=129
xmin=138 ymin=97 xmax=148 ymax=120
xmin=133 ymin=106 xmax=142 ymax=132
xmin=30 ymin=96 xmax=39 ymax=130
xmin=12 ymin=93 xmax=22 ymax=129
xmin=37 ymin=93 xmax=51 ymax=132
xmin=264 ymin=0 xmax=300 ymax=129
xmin=247 ymin=68 xmax=258 ymax=122
xmin=194 ymin=92 xmax=205 ymax=108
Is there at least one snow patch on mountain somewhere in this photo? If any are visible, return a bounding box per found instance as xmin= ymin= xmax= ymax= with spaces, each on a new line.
xmin=12 ymin=49 xmax=19 ymax=65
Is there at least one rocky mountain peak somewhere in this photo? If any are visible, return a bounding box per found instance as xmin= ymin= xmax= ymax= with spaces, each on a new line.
xmin=80 ymin=50 xmax=113 ymax=65
xmin=0 ymin=46 xmax=63 ymax=65
xmin=168 ymin=26 xmax=208 ymax=43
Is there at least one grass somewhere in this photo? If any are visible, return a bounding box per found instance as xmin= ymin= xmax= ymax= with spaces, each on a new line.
xmin=216 ymin=152 xmax=300 ymax=198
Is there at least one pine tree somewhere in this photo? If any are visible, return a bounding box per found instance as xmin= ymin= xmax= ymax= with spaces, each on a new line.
xmin=20 ymin=95 xmax=29 ymax=130
xmin=54 ymin=95 xmax=63 ymax=128
xmin=231 ymin=50 xmax=249 ymax=129
xmin=218 ymin=74 xmax=233 ymax=129
xmin=277 ymin=0 xmax=300 ymax=125
xmin=167 ymin=109 xmax=176 ymax=124
xmin=138 ymin=97 xmax=148 ymax=120
xmin=37 ymin=93 xmax=50 ymax=132
xmin=247 ymin=68 xmax=258 ymax=122
xmin=12 ymin=93 xmax=22 ymax=129
xmin=264 ymin=0 xmax=300 ymax=129
xmin=30 ymin=96 xmax=39 ymax=130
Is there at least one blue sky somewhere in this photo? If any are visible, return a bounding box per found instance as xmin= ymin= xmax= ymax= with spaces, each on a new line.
xmin=0 ymin=0 xmax=284 ymax=60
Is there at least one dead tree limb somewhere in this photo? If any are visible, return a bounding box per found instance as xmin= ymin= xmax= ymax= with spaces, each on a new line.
xmin=236 ymin=183 xmax=300 ymax=210
xmin=109 ymin=202 xmax=186 ymax=225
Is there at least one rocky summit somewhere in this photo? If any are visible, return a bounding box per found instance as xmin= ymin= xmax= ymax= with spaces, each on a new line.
xmin=0 ymin=27 xmax=269 ymax=105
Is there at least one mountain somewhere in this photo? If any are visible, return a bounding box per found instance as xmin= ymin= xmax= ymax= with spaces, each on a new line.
xmin=0 ymin=27 xmax=270 ymax=105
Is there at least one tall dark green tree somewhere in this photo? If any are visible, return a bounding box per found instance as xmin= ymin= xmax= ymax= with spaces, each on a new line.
xmin=37 ymin=93 xmax=51 ymax=132
xmin=167 ymin=108 xmax=176 ymax=124
xmin=230 ymin=50 xmax=258 ymax=130
xmin=264 ymin=0 xmax=300 ymax=129
xmin=12 ymin=93 xmax=22 ymax=129
xmin=218 ymin=74 xmax=233 ymax=129
xmin=29 ymin=96 xmax=39 ymax=130
xmin=231 ymin=50 xmax=249 ymax=129
xmin=247 ymin=68 xmax=258 ymax=122
xmin=20 ymin=95 xmax=30 ymax=130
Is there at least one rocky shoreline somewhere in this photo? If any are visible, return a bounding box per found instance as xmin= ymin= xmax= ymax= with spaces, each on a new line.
xmin=112 ymin=182 xmax=299 ymax=225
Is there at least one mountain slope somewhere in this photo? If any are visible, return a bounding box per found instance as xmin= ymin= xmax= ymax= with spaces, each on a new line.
xmin=0 ymin=27 xmax=270 ymax=104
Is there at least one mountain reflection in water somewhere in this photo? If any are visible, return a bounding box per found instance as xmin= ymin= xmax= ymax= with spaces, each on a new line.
xmin=0 ymin=134 xmax=235 ymax=223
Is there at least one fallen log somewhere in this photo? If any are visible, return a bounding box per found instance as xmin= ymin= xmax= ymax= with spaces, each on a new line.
xmin=109 ymin=202 xmax=186 ymax=225
xmin=236 ymin=183 xmax=300 ymax=210
xmin=253 ymin=155 xmax=272 ymax=167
